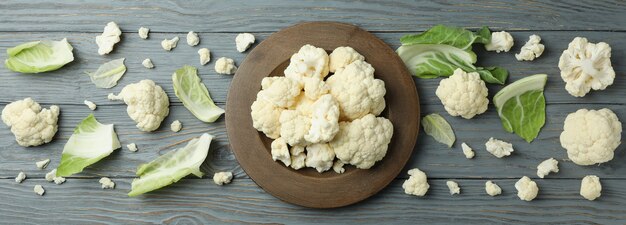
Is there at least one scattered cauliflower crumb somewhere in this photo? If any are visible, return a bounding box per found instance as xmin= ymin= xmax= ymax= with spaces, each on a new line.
xmin=138 ymin=27 xmax=149 ymax=39
xmin=235 ymin=33 xmax=255 ymax=52
xmin=84 ymin=100 xmax=97 ymax=111
xmin=270 ymin=138 xmax=291 ymax=167
xmin=44 ymin=169 xmax=65 ymax=185
xmin=2 ymin=98 xmax=60 ymax=147
xmin=290 ymin=146 xmax=306 ymax=170
xmin=331 ymin=114 xmax=393 ymax=169
xmin=580 ymin=175 xmax=602 ymax=201
xmin=515 ymin=176 xmax=539 ymax=201
xmin=515 ymin=34 xmax=544 ymax=61
xmin=34 ymin=185 xmax=45 ymax=196
xmin=142 ymin=58 xmax=154 ymax=69
xmin=485 ymin=31 xmax=514 ymax=53
xmin=284 ymin=44 xmax=330 ymax=83
xmin=461 ymin=142 xmax=475 ymax=159
xmin=15 ymin=172 xmax=26 ymax=183
xmin=108 ymin=80 xmax=170 ymax=132
xmin=214 ymin=57 xmax=237 ymax=75
xmin=198 ymin=48 xmax=211 ymax=65
xmin=558 ymin=37 xmax=615 ymax=97
xmin=435 ymin=68 xmax=489 ymax=119
xmin=161 ymin=36 xmax=180 ymax=51
xmin=485 ymin=137 xmax=514 ymax=158
xmin=402 ymin=168 xmax=429 ymax=196
xmin=446 ymin=180 xmax=461 ymax=195
xmin=485 ymin=181 xmax=502 ymax=196
xmin=36 ymin=159 xmax=50 ymax=169
xmin=170 ymin=120 xmax=182 ymax=132
xmin=560 ymin=108 xmax=621 ymax=165
xmin=96 ymin=22 xmax=121 ymax=55
xmin=99 ymin=177 xmax=115 ymax=189
xmin=53 ymin=177 xmax=66 ymax=185
xmin=329 ymin=46 xmax=365 ymax=73
xmin=127 ymin=143 xmax=138 ymax=152
xmin=332 ymin=161 xmax=345 ymax=174
xmin=213 ymin=171 xmax=233 ymax=185
xmin=536 ymin=158 xmax=559 ymax=178
xmin=305 ymin=143 xmax=335 ymax=173
xmin=186 ymin=31 xmax=199 ymax=46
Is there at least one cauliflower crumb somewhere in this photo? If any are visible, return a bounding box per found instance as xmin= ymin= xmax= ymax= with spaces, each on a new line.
xmin=53 ymin=177 xmax=66 ymax=185
xmin=560 ymin=108 xmax=621 ymax=165
xmin=461 ymin=142 xmax=475 ymax=159
xmin=15 ymin=172 xmax=26 ymax=183
xmin=138 ymin=27 xmax=149 ymax=39
xmin=559 ymin=37 xmax=615 ymax=97
xmin=284 ymin=44 xmax=330 ymax=83
xmin=108 ymin=80 xmax=170 ymax=132
xmin=186 ymin=31 xmax=200 ymax=46
xmin=84 ymin=100 xmax=97 ymax=111
xmin=2 ymin=98 xmax=60 ymax=147
xmin=99 ymin=177 xmax=115 ymax=189
xmin=435 ymin=68 xmax=489 ymax=119
xmin=485 ymin=181 xmax=502 ymax=196
xmin=36 ymin=159 xmax=50 ymax=169
xmin=485 ymin=31 xmax=514 ymax=53
xmin=44 ymin=169 xmax=56 ymax=181
xmin=270 ymin=138 xmax=291 ymax=167
xmin=170 ymin=120 xmax=182 ymax=132
xmin=402 ymin=168 xmax=429 ymax=196
xmin=290 ymin=146 xmax=306 ymax=170
xmin=485 ymin=137 xmax=514 ymax=158
xmin=161 ymin=36 xmax=180 ymax=51
xmin=34 ymin=185 xmax=45 ymax=196
xmin=215 ymin=57 xmax=237 ymax=75
xmin=96 ymin=22 xmax=121 ymax=55
xmin=198 ymin=48 xmax=211 ymax=65
xmin=329 ymin=46 xmax=365 ymax=73
xmin=305 ymin=143 xmax=335 ymax=173
xmin=332 ymin=160 xmax=345 ymax=174
xmin=213 ymin=171 xmax=233 ymax=185
xmin=331 ymin=114 xmax=393 ymax=169
xmin=142 ymin=58 xmax=154 ymax=69
xmin=446 ymin=180 xmax=461 ymax=195
xmin=235 ymin=33 xmax=255 ymax=52
xmin=515 ymin=176 xmax=539 ymax=201
xmin=536 ymin=158 xmax=559 ymax=178
xmin=127 ymin=143 xmax=138 ymax=152
xmin=515 ymin=34 xmax=544 ymax=61
xmin=580 ymin=175 xmax=602 ymax=201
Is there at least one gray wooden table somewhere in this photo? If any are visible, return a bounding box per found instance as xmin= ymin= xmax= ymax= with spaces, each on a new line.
xmin=1 ymin=1 xmax=625 ymax=224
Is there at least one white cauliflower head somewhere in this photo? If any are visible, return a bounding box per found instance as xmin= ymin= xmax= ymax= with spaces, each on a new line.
xmin=284 ymin=44 xmax=329 ymax=83
xmin=279 ymin=110 xmax=311 ymax=146
xmin=515 ymin=176 xmax=539 ymax=201
xmin=329 ymin=46 xmax=365 ymax=73
xmin=485 ymin=31 xmax=514 ymax=53
xmin=258 ymin=76 xmax=302 ymax=108
xmin=330 ymin=114 xmax=393 ymax=169
xmin=435 ymin=68 xmax=488 ymax=119
xmin=305 ymin=143 xmax=335 ymax=173
xmin=250 ymin=97 xmax=283 ymax=139
xmin=402 ymin=168 xmax=429 ymax=196
xmin=304 ymin=94 xmax=340 ymax=144
xmin=109 ymin=80 xmax=169 ymax=132
xmin=558 ymin=37 xmax=615 ymax=97
xmin=327 ymin=60 xmax=386 ymax=121
xmin=270 ymin=137 xmax=291 ymax=167
xmin=560 ymin=108 xmax=621 ymax=165
xmin=1 ymin=98 xmax=59 ymax=147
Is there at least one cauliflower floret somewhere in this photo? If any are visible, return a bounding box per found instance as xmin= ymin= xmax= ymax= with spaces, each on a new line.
xmin=186 ymin=31 xmax=199 ymax=46
xmin=251 ymin=98 xmax=283 ymax=139
xmin=435 ymin=68 xmax=488 ymax=119
xmin=257 ymin=77 xmax=302 ymax=108
xmin=515 ymin=34 xmax=544 ymax=61
xmin=580 ymin=175 xmax=602 ymax=201
xmin=485 ymin=181 xmax=502 ymax=196
xmin=235 ymin=33 xmax=255 ymax=52
xmin=198 ymin=48 xmax=211 ymax=65
xmin=84 ymin=100 xmax=97 ymax=110
xmin=515 ymin=176 xmax=539 ymax=201
xmin=34 ymin=185 xmax=45 ymax=196
xmin=290 ymin=145 xmax=306 ymax=170
xmin=536 ymin=158 xmax=559 ymax=178
xmin=558 ymin=37 xmax=615 ymax=97
xmin=304 ymin=94 xmax=340 ymax=144
xmin=15 ymin=171 xmax=26 ymax=183
xmin=485 ymin=31 xmax=514 ymax=53
xmin=215 ymin=57 xmax=237 ymax=75
xmin=2 ymin=98 xmax=60 ymax=147
xmin=327 ymin=60 xmax=386 ymax=121
xmin=289 ymin=94 xmax=315 ymax=116
xmin=446 ymin=180 xmax=461 ymax=195
xmin=560 ymin=108 xmax=621 ymax=165
xmin=279 ymin=110 xmax=311 ymax=146
xmin=127 ymin=143 xmax=138 ymax=152
xmin=284 ymin=44 xmax=330 ymax=83
xmin=213 ymin=171 xmax=233 ymax=185
xmin=485 ymin=137 xmax=514 ymax=158
xmin=138 ymin=27 xmax=149 ymax=39
xmin=329 ymin=46 xmax=365 ymax=73
xmin=305 ymin=143 xmax=335 ymax=173
xmin=170 ymin=120 xmax=182 ymax=132
xmin=402 ymin=168 xmax=429 ymax=196
xmin=96 ymin=22 xmax=121 ymax=55
xmin=270 ymin=137 xmax=290 ymax=166
xmin=332 ymin=160 xmax=345 ymax=174
xmin=330 ymin=114 xmax=393 ymax=169
xmin=161 ymin=36 xmax=179 ymax=51
xmin=461 ymin=142 xmax=475 ymax=159
xmin=99 ymin=177 xmax=115 ymax=189
xmin=35 ymin=158 xmax=50 ymax=169
xmin=303 ymin=77 xmax=329 ymax=100
xmin=142 ymin=58 xmax=154 ymax=69
xmin=108 ymin=80 xmax=170 ymax=132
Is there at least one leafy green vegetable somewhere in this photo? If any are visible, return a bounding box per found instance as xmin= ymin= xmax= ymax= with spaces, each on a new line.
xmin=5 ymin=38 xmax=74 ymax=73
xmin=422 ymin=113 xmax=455 ymax=148
xmin=400 ymin=25 xmax=491 ymax=50
xmin=128 ymin=133 xmax=213 ymax=197
xmin=56 ymin=114 xmax=121 ymax=177
xmin=493 ymin=74 xmax=547 ymax=143
xmin=85 ymin=58 xmax=126 ymax=88
xmin=173 ymin=65 xmax=225 ymax=122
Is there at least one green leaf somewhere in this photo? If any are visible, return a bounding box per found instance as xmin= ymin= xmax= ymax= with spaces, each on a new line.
xmin=56 ymin=114 xmax=121 ymax=177
xmin=422 ymin=113 xmax=456 ymax=148
xmin=5 ymin=38 xmax=74 ymax=73
xmin=493 ymin=74 xmax=548 ymax=143
xmin=128 ymin=133 xmax=213 ymax=197
xmin=476 ymin=67 xmax=508 ymax=85
xmin=172 ymin=65 xmax=225 ymax=123
xmin=85 ymin=58 xmax=127 ymax=88
xmin=400 ymin=25 xmax=491 ymax=50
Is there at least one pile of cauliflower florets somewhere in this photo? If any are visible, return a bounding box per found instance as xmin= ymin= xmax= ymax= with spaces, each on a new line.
xmin=251 ymin=44 xmax=393 ymax=173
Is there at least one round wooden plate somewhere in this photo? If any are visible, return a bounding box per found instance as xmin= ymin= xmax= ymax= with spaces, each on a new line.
xmin=226 ymin=22 xmax=420 ymax=208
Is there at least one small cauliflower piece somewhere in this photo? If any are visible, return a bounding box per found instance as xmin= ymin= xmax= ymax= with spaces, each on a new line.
xmin=44 ymin=169 xmax=65 ymax=185
xmin=327 ymin=60 xmax=386 ymax=121
xmin=329 ymin=46 xmax=365 ymax=73
xmin=213 ymin=171 xmax=233 ymax=185
xmin=109 ymin=80 xmax=170 ymax=132
xmin=558 ymin=37 xmax=615 ymax=97
xmin=186 ymin=31 xmax=199 ymax=46
xmin=170 ymin=120 xmax=182 ymax=132
xmin=331 ymin=114 xmax=393 ymax=169
xmin=560 ymin=108 xmax=621 ymax=165
xmin=15 ymin=172 xmax=26 ymax=183
xmin=515 ymin=34 xmax=544 ymax=61
xmin=270 ymin=138 xmax=291 ymax=167
xmin=258 ymin=77 xmax=302 ymax=108
xmin=138 ymin=27 xmax=149 ymax=39
xmin=198 ymin=48 xmax=211 ymax=65
xmin=580 ymin=175 xmax=602 ymax=201
xmin=34 ymin=185 xmax=45 ymax=196
xmin=36 ymin=159 xmax=50 ymax=169
xmin=305 ymin=143 xmax=335 ymax=173
xmin=515 ymin=176 xmax=539 ymax=201
xmin=461 ymin=142 xmax=475 ymax=159
xmin=251 ymin=98 xmax=283 ymax=139
xmin=284 ymin=44 xmax=330 ymax=83
xmin=96 ymin=22 xmax=121 ymax=55
xmin=485 ymin=137 xmax=514 ymax=158
xmin=99 ymin=177 xmax=115 ymax=189
xmin=485 ymin=181 xmax=502 ymax=196
xmin=127 ymin=143 xmax=138 ymax=152
xmin=304 ymin=94 xmax=340 ymax=144
xmin=303 ymin=77 xmax=329 ymax=100
xmin=215 ymin=57 xmax=237 ymax=75
xmin=290 ymin=146 xmax=306 ymax=170
xmin=142 ymin=58 xmax=154 ymax=69
xmin=84 ymin=100 xmax=97 ymax=111
xmin=53 ymin=177 xmax=66 ymax=185
xmin=485 ymin=31 xmax=514 ymax=53
xmin=161 ymin=36 xmax=180 ymax=51
xmin=332 ymin=161 xmax=345 ymax=174
xmin=2 ymin=98 xmax=59 ymax=147
xmin=279 ymin=110 xmax=311 ymax=146
xmin=536 ymin=158 xmax=559 ymax=178
xmin=235 ymin=33 xmax=255 ymax=52
xmin=402 ymin=168 xmax=429 ymax=196
xmin=446 ymin=180 xmax=461 ymax=195
xmin=435 ymin=68 xmax=489 ymax=119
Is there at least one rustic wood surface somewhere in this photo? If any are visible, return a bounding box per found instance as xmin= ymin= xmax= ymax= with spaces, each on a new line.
xmin=1 ymin=0 xmax=625 ymax=224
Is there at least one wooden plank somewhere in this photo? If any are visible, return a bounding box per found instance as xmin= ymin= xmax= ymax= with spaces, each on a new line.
xmin=1 ymin=31 xmax=626 ymax=105
xmin=1 ymin=0 xmax=626 ymax=32
xmin=1 ymin=178 xmax=625 ymax=224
